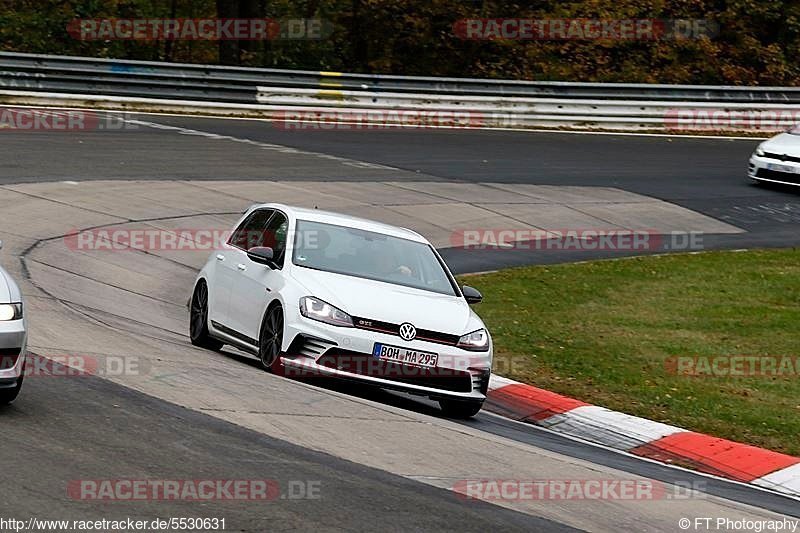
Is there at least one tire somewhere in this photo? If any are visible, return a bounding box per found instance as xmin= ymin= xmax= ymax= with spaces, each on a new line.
xmin=0 ymin=372 xmax=23 ymax=405
xmin=189 ymin=281 xmax=224 ymax=351
xmin=258 ymin=304 xmax=284 ymax=373
xmin=439 ymin=399 xmax=483 ymax=419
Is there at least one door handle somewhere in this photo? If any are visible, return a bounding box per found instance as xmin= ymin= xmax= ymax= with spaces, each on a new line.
xmin=237 ymin=263 xmax=247 ymax=271
xmin=216 ymin=254 xmax=225 ymax=261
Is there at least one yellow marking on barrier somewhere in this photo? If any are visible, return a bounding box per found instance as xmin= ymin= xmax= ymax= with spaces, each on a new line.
xmin=316 ymin=89 xmax=344 ymax=100
xmin=319 ymin=71 xmax=342 ymax=77
xmin=320 ymin=81 xmax=342 ymax=88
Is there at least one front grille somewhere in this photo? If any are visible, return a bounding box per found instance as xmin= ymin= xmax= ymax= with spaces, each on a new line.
xmin=0 ymin=348 xmax=20 ymax=370
xmin=763 ymin=152 xmax=800 ymax=164
xmin=317 ymin=349 xmax=474 ymax=393
xmin=756 ymin=168 xmax=800 ymax=185
xmin=351 ymin=316 xmax=460 ymax=346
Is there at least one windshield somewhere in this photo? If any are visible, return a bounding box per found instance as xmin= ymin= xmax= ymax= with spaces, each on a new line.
xmin=292 ymin=220 xmax=457 ymax=296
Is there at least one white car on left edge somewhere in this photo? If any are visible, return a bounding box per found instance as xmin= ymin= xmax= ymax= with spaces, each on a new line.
xmin=749 ymin=125 xmax=800 ymax=186
xmin=0 ymin=241 xmax=27 ymax=405
xmin=189 ymin=204 xmax=493 ymax=418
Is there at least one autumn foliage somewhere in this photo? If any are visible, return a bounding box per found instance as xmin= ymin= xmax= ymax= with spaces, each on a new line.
xmin=0 ymin=0 xmax=797 ymax=85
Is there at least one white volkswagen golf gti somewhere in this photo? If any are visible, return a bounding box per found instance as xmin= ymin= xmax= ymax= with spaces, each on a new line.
xmin=190 ymin=204 xmax=492 ymax=418
xmin=0 ymin=241 xmax=27 ymax=405
xmin=749 ymin=125 xmax=800 ymax=186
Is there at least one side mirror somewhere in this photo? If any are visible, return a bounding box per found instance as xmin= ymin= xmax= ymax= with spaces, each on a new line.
xmin=462 ymin=285 xmax=483 ymax=304
xmin=247 ymin=246 xmax=275 ymax=267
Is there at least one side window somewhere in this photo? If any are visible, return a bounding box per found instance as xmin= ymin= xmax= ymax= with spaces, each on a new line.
xmin=228 ymin=209 xmax=274 ymax=250
xmin=261 ymin=212 xmax=289 ymax=267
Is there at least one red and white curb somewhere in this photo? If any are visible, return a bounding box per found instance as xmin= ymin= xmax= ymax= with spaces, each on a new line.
xmin=486 ymin=374 xmax=800 ymax=499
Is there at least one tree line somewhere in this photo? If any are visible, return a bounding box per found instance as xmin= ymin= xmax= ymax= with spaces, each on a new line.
xmin=0 ymin=0 xmax=797 ymax=85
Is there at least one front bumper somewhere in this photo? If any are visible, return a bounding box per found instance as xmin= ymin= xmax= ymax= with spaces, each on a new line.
xmin=0 ymin=318 xmax=26 ymax=387
xmin=749 ymin=155 xmax=800 ymax=186
xmin=283 ymin=317 xmax=492 ymax=401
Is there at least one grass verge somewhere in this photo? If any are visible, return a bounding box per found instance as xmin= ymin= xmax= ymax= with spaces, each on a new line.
xmin=463 ymin=249 xmax=800 ymax=455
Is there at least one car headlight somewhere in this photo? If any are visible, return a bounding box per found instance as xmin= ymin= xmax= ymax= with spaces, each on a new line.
xmin=457 ymin=328 xmax=489 ymax=351
xmin=0 ymin=303 xmax=22 ymax=321
xmin=754 ymin=144 xmax=766 ymax=157
xmin=299 ymin=296 xmax=353 ymax=327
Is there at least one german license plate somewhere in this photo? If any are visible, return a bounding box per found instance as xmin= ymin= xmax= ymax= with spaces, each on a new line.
xmin=373 ymin=343 xmax=438 ymax=368
xmin=767 ymin=163 xmax=799 ymax=174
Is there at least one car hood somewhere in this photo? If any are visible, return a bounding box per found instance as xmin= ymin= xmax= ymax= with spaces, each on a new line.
xmin=291 ymin=267 xmax=475 ymax=335
xmin=762 ymin=133 xmax=800 ymax=155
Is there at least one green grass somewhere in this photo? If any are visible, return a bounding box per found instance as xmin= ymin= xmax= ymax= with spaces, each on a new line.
xmin=462 ymin=249 xmax=800 ymax=456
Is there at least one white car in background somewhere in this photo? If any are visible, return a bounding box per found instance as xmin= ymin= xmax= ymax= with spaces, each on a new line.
xmin=190 ymin=204 xmax=492 ymax=418
xmin=0 ymin=241 xmax=27 ymax=405
xmin=749 ymin=126 xmax=800 ymax=186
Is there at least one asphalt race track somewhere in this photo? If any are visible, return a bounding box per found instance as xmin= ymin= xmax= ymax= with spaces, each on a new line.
xmin=3 ymin=112 xmax=798 ymax=273
xmin=1 ymin=110 xmax=798 ymax=531
xmin=4 ymin=355 xmax=554 ymax=532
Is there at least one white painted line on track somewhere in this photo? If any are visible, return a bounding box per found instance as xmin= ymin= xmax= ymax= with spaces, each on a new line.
xmin=123 ymin=118 xmax=400 ymax=171
xmin=3 ymin=105 xmax=400 ymax=172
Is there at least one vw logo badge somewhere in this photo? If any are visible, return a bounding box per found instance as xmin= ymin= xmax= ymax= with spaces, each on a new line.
xmin=399 ymin=322 xmax=417 ymax=341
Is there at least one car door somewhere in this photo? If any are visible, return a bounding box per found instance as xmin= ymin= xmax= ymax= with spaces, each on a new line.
xmin=228 ymin=210 xmax=289 ymax=343
xmin=211 ymin=208 xmax=274 ymax=333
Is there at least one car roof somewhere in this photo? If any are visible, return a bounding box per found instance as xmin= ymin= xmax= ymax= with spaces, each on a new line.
xmin=251 ymin=203 xmax=429 ymax=243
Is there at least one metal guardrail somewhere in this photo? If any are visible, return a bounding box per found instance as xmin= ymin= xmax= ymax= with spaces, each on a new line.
xmin=0 ymin=51 xmax=798 ymax=132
